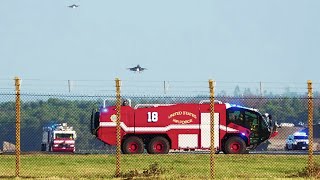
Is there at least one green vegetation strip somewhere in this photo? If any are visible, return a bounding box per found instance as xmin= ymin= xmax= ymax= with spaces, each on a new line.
xmin=0 ymin=154 xmax=318 ymax=179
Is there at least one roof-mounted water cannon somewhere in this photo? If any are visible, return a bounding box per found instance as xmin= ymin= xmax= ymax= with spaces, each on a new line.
xmin=100 ymin=98 xmax=117 ymax=113
xmin=122 ymin=98 xmax=132 ymax=106
xmin=102 ymin=97 xmax=132 ymax=108
xmin=101 ymin=97 xmax=127 ymax=108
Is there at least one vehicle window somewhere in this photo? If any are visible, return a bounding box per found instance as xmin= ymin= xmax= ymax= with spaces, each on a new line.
xmin=227 ymin=110 xmax=241 ymax=124
xmin=288 ymin=135 xmax=293 ymax=140
xmin=294 ymin=136 xmax=308 ymax=140
xmin=227 ymin=108 xmax=266 ymax=143
xmin=244 ymin=111 xmax=259 ymax=130
xmin=56 ymin=133 xmax=74 ymax=139
xmin=227 ymin=108 xmax=252 ymax=129
xmin=227 ymin=108 xmax=262 ymax=131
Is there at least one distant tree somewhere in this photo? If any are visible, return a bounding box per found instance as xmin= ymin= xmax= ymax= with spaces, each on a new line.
xmin=243 ymin=88 xmax=253 ymax=96
xmin=234 ymin=85 xmax=241 ymax=97
xmin=283 ymin=87 xmax=298 ymax=97
xmin=217 ymin=90 xmax=227 ymax=97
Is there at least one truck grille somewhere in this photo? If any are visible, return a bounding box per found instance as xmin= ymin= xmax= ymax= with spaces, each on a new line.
xmin=297 ymin=142 xmax=307 ymax=146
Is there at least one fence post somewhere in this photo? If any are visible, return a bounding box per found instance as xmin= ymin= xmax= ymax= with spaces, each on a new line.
xmin=307 ymin=80 xmax=314 ymax=176
xmin=209 ymin=79 xmax=215 ymax=179
xmin=14 ymin=77 xmax=21 ymax=177
xmin=115 ymin=78 xmax=121 ymax=177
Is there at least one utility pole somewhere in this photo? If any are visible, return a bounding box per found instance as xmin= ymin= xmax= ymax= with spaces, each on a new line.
xmin=259 ymin=81 xmax=262 ymax=96
xmin=163 ymin=81 xmax=169 ymax=94
xmin=68 ymin=80 xmax=72 ymax=93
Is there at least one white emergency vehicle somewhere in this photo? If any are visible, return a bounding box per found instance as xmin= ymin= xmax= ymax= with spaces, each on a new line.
xmin=285 ymin=132 xmax=308 ymax=150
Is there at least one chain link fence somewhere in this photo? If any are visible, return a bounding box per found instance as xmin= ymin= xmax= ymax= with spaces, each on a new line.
xmin=0 ymin=78 xmax=319 ymax=179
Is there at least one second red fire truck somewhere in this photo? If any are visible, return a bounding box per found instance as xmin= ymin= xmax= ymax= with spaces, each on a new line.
xmin=91 ymin=99 xmax=277 ymax=154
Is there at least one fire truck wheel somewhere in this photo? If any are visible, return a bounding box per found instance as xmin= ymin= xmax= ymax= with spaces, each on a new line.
xmin=284 ymin=144 xmax=289 ymax=150
xmin=147 ymin=136 xmax=170 ymax=154
xmin=225 ymin=136 xmax=246 ymax=154
xmin=122 ymin=136 xmax=144 ymax=154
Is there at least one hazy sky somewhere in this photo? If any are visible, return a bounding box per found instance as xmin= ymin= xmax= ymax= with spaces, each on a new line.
xmin=1 ymin=0 xmax=319 ymax=93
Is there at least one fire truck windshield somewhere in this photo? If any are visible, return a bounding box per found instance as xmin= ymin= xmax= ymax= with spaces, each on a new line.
xmin=227 ymin=107 xmax=272 ymax=145
xmin=55 ymin=133 xmax=74 ymax=139
xmin=227 ymin=107 xmax=260 ymax=129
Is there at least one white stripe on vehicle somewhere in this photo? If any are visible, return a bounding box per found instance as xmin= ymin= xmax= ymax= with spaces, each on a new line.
xmin=99 ymin=122 xmax=239 ymax=133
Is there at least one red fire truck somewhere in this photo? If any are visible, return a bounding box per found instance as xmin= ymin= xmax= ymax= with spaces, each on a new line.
xmin=91 ymin=99 xmax=277 ymax=154
xmin=41 ymin=123 xmax=77 ymax=153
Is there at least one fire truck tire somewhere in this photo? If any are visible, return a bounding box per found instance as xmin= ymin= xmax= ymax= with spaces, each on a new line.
xmin=224 ymin=136 xmax=246 ymax=154
xmin=122 ymin=136 xmax=144 ymax=154
xmin=147 ymin=136 xmax=170 ymax=154
xmin=285 ymin=144 xmax=289 ymax=150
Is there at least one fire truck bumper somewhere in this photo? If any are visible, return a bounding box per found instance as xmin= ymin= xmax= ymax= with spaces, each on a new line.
xmin=270 ymin=131 xmax=278 ymax=138
xmin=52 ymin=145 xmax=75 ymax=152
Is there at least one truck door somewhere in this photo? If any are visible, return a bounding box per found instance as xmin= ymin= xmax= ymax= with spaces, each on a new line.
xmin=227 ymin=107 xmax=262 ymax=144
xmin=243 ymin=110 xmax=261 ymax=144
xmin=120 ymin=106 xmax=134 ymax=132
xmin=199 ymin=104 xmax=220 ymax=149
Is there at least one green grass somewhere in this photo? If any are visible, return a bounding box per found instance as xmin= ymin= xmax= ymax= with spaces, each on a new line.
xmin=0 ymin=154 xmax=319 ymax=179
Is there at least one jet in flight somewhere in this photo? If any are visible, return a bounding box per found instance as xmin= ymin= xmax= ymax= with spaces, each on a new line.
xmin=127 ymin=65 xmax=147 ymax=73
xmin=68 ymin=4 xmax=79 ymax=8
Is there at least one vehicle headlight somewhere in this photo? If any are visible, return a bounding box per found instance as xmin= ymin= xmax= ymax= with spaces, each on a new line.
xmin=293 ymin=142 xmax=297 ymax=145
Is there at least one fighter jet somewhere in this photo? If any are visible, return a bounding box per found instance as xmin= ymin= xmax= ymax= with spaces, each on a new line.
xmin=127 ymin=65 xmax=147 ymax=73
xmin=68 ymin=4 xmax=79 ymax=8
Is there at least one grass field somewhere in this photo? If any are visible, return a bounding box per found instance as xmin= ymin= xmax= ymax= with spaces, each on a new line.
xmin=0 ymin=154 xmax=319 ymax=179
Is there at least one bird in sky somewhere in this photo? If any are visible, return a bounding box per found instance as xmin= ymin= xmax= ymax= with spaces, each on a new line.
xmin=127 ymin=65 xmax=147 ymax=73
xmin=68 ymin=4 xmax=79 ymax=8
